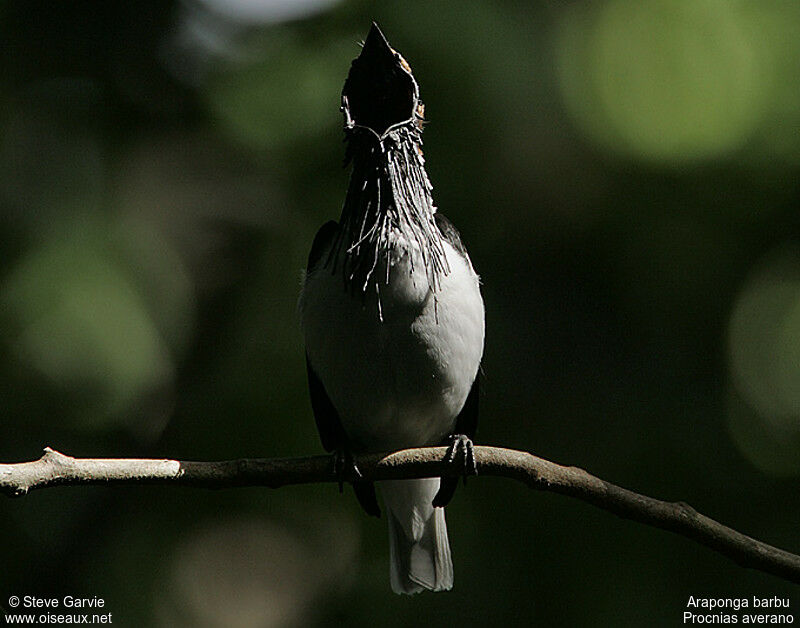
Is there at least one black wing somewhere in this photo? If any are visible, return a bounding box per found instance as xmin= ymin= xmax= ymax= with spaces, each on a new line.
xmin=306 ymin=353 xmax=346 ymax=453
xmin=434 ymin=212 xmax=469 ymax=260
xmin=307 ymin=220 xmax=339 ymax=273
xmin=305 ymin=221 xmax=380 ymax=517
xmin=306 ymin=354 xmax=381 ymax=517
xmin=305 ymin=220 xmax=344 ymax=452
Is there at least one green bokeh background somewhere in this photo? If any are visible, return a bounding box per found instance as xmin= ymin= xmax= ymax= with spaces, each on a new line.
xmin=2 ymin=1 xmax=800 ymax=626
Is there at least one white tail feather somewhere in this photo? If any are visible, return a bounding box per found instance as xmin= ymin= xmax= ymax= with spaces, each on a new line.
xmin=382 ymin=478 xmax=453 ymax=594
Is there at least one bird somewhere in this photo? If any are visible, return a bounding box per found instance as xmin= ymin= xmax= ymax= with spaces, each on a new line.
xmin=299 ymin=22 xmax=485 ymax=594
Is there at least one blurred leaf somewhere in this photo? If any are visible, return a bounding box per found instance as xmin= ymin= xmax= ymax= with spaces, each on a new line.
xmin=728 ymin=246 xmax=800 ymax=428
xmin=557 ymin=0 xmax=765 ymax=164
xmin=204 ymin=31 xmax=355 ymax=151
xmin=727 ymin=246 xmax=800 ymax=475
xmin=728 ymin=388 xmax=800 ymax=476
xmin=2 ymin=217 xmax=176 ymax=426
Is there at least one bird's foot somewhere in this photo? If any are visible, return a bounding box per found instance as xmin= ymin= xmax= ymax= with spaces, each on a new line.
xmin=443 ymin=433 xmax=478 ymax=478
xmin=432 ymin=434 xmax=477 ymax=508
xmin=332 ymin=448 xmax=362 ymax=493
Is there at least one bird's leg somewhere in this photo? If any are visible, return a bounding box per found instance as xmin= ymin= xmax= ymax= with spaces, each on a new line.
xmin=432 ymin=434 xmax=477 ymax=507
xmin=332 ymin=447 xmax=363 ymax=493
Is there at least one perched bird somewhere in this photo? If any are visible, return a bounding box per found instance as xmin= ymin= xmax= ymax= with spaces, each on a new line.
xmin=299 ymin=23 xmax=485 ymax=594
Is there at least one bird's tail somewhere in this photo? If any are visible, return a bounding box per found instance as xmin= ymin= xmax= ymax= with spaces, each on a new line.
xmin=381 ymin=478 xmax=453 ymax=594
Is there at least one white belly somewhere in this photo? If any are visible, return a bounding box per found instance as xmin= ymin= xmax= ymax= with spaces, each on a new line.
xmin=300 ymin=234 xmax=485 ymax=452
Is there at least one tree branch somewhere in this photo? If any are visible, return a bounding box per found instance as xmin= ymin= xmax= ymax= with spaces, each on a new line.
xmin=2 ymin=445 xmax=798 ymax=585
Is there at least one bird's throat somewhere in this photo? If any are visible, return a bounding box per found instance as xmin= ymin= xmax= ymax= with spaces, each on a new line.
xmin=330 ymin=123 xmax=449 ymax=296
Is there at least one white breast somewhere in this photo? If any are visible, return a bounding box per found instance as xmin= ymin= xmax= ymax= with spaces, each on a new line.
xmin=300 ymin=231 xmax=485 ymax=452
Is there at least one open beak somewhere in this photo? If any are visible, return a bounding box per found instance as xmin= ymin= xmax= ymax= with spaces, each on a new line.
xmin=342 ymin=23 xmax=419 ymax=138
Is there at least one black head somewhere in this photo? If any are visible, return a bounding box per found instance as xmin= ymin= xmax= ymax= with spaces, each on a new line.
xmin=342 ymin=23 xmax=420 ymax=138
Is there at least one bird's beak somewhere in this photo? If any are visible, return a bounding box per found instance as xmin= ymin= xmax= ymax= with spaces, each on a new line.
xmin=342 ymin=22 xmax=419 ymax=138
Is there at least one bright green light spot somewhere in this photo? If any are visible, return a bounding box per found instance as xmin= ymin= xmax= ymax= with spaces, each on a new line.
xmin=727 ymin=247 xmax=800 ymax=475
xmin=729 ymin=249 xmax=800 ymax=427
xmin=2 ymin=219 xmax=179 ymax=424
xmin=557 ymin=0 xmax=765 ymax=164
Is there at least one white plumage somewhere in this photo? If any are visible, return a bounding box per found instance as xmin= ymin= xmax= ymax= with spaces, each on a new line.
xmin=300 ymin=228 xmax=484 ymax=593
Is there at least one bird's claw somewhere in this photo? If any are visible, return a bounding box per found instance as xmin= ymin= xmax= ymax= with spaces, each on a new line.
xmin=443 ymin=434 xmax=478 ymax=483
xmin=332 ymin=448 xmax=362 ymax=492
xmin=432 ymin=434 xmax=477 ymax=507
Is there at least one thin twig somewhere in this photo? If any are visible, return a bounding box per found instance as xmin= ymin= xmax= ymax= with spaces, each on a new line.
xmin=1 ymin=446 xmax=798 ymax=585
